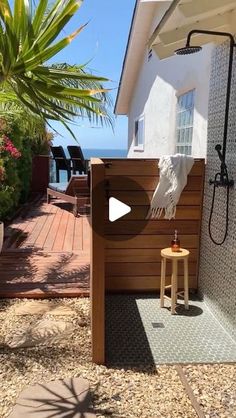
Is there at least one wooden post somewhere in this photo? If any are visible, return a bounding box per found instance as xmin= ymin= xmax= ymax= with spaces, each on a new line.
xmin=31 ymin=155 xmax=50 ymax=193
xmin=171 ymin=260 xmax=177 ymax=314
xmin=184 ymin=258 xmax=189 ymax=310
xmin=90 ymin=158 xmax=105 ymax=364
xmin=160 ymin=257 xmax=165 ymax=308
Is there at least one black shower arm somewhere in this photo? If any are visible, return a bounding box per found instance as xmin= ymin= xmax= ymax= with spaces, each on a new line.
xmin=186 ymin=29 xmax=236 ymax=164
xmin=186 ymin=30 xmax=236 ymax=48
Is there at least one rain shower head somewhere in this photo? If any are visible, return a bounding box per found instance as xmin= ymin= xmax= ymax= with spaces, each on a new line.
xmin=175 ymin=45 xmax=202 ymax=55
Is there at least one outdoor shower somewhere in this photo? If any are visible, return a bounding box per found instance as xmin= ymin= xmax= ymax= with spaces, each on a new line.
xmin=175 ymin=30 xmax=235 ymax=245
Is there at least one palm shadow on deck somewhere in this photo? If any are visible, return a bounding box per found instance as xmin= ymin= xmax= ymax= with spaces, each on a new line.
xmin=105 ymin=293 xmax=236 ymax=366
xmin=0 ymin=197 xmax=90 ymax=298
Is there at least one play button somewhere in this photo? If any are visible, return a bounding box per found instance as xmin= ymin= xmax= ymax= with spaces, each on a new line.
xmin=109 ymin=197 xmax=131 ymax=222
xmin=90 ymin=175 xmax=150 ymax=240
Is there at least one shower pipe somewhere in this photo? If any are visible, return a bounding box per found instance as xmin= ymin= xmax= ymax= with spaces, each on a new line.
xmin=175 ymin=29 xmax=235 ymax=244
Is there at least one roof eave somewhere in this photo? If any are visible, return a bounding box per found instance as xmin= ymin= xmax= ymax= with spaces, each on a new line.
xmin=114 ymin=0 xmax=139 ymax=115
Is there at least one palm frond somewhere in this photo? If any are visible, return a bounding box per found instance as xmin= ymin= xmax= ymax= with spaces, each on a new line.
xmin=0 ymin=86 xmax=48 ymax=138
xmin=0 ymin=0 xmax=113 ymax=136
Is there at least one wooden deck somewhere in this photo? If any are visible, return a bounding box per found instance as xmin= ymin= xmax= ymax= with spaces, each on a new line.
xmin=0 ymin=196 xmax=90 ymax=298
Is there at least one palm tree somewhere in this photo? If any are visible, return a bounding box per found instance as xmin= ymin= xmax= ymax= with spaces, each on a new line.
xmin=0 ymin=0 xmax=113 ymax=136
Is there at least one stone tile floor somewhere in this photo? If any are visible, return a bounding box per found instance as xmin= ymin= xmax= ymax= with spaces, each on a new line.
xmin=106 ymin=294 xmax=236 ymax=365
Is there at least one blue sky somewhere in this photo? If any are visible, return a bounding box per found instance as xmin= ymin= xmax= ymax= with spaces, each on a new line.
xmin=49 ymin=0 xmax=136 ymax=150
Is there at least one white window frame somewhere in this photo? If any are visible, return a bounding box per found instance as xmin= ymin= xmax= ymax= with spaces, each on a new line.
xmin=176 ymin=89 xmax=195 ymax=155
xmin=133 ymin=115 xmax=145 ymax=151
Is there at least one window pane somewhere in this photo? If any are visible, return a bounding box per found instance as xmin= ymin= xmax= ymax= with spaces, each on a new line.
xmin=134 ymin=117 xmax=144 ymax=147
xmin=138 ymin=119 xmax=144 ymax=145
xmin=189 ymin=91 xmax=194 ymax=107
xmin=182 ymin=94 xmax=188 ymax=110
xmin=134 ymin=121 xmax=139 ymax=146
xmin=177 ymin=130 xmax=181 ymax=143
xmin=189 ymin=108 xmax=194 ymax=125
xmin=185 ymin=110 xmax=191 ymax=126
xmin=176 ymin=90 xmax=194 ymax=155
xmin=178 ymin=95 xmax=183 ymax=111
xmin=185 ymin=128 xmax=190 ymax=143
xmin=180 ymin=130 xmax=185 ymax=143
xmin=180 ymin=112 xmax=185 ymax=126
xmin=189 ymin=127 xmax=193 ymax=142
xmin=186 ymin=92 xmax=191 ymax=108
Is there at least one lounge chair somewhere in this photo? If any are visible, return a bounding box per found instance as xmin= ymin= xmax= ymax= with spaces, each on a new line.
xmin=67 ymin=145 xmax=87 ymax=174
xmin=47 ymin=175 xmax=90 ymax=216
xmin=50 ymin=146 xmax=72 ymax=182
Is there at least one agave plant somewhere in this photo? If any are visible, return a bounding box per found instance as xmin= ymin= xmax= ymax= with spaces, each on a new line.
xmin=0 ymin=0 xmax=113 ymax=135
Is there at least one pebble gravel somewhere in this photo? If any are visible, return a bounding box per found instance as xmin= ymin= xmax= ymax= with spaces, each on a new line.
xmin=0 ymin=298 xmax=235 ymax=417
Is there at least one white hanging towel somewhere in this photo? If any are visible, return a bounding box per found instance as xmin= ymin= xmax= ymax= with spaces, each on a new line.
xmin=147 ymin=154 xmax=194 ymax=220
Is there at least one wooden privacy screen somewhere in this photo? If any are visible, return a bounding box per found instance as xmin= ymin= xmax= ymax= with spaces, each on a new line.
xmin=91 ymin=158 xmax=205 ymax=363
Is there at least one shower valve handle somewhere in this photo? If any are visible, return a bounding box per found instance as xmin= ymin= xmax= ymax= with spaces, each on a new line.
xmin=209 ymin=177 xmax=234 ymax=187
xmin=215 ymin=144 xmax=224 ymax=163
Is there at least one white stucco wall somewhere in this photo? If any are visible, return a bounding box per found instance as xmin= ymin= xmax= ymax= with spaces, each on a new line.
xmin=127 ymin=11 xmax=214 ymax=158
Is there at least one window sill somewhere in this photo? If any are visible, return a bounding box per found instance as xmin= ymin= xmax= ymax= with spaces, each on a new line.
xmin=133 ymin=145 xmax=144 ymax=152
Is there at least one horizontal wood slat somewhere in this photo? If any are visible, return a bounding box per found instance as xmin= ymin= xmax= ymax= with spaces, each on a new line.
xmin=105 ymin=261 xmax=197 ymax=276
xmin=105 ymin=248 xmax=198 ymax=263
xmin=105 ymin=206 xmax=201 ymax=221
xmin=105 ymin=159 xmax=204 ymax=177
xmin=105 ymin=220 xmax=199 ymax=235
xmin=105 ymin=191 xmax=201 ymax=206
xmin=105 ymin=276 xmax=197 ymax=291
xmin=107 ymin=176 xmax=202 ymax=191
xmin=106 ymin=234 xmax=199 ymax=249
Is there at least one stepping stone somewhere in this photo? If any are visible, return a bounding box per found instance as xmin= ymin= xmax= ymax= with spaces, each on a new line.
xmin=14 ymin=301 xmax=76 ymax=316
xmin=6 ymin=319 xmax=74 ymax=348
xmin=49 ymin=305 xmax=76 ymax=316
xmin=8 ymin=378 xmax=96 ymax=417
xmin=14 ymin=301 xmax=55 ymax=315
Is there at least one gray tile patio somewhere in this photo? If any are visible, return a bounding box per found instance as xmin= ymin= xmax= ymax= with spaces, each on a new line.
xmin=105 ymin=294 xmax=236 ymax=365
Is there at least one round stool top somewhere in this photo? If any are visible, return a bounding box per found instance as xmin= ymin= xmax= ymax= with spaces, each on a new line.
xmin=161 ymin=247 xmax=189 ymax=259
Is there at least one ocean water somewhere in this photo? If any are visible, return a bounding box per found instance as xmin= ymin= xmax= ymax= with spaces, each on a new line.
xmin=82 ymin=148 xmax=127 ymax=159
xmin=50 ymin=148 xmax=127 ymax=182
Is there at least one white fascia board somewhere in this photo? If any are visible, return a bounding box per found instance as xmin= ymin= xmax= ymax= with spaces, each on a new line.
xmin=115 ymin=1 xmax=169 ymax=115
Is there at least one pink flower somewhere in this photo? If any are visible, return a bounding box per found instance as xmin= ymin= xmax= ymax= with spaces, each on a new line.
xmin=0 ymin=135 xmax=21 ymax=159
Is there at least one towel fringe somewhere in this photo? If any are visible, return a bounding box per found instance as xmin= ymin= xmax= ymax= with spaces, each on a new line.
xmin=147 ymin=207 xmax=164 ymax=219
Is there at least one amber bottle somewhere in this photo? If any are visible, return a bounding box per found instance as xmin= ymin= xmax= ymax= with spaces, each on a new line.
xmin=171 ymin=230 xmax=180 ymax=252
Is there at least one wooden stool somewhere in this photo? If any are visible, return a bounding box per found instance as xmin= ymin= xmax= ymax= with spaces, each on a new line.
xmin=160 ymin=247 xmax=189 ymax=314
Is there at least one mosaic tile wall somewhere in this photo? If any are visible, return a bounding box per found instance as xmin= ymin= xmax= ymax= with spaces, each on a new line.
xmin=199 ymin=40 xmax=236 ymax=341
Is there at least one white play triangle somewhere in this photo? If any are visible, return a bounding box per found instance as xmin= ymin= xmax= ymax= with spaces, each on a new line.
xmin=109 ymin=197 xmax=131 ymax=222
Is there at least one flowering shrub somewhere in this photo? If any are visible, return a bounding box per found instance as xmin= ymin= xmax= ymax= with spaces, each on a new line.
xmin=0 ymin=134 xmax=21 ymax=189
xmin=0 ymin=135 xmax=21 ymax=159
xmin=0 ymin=127 xmax=23 ymax=220
xmin=0 ymin=114 xmax=51 ymax=220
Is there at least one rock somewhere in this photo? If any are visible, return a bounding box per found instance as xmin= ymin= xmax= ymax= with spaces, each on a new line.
xmin=14 ymin=301 xmax=55 ymax=315
xmin=5 ymin=319 xmax=74 ymax=348
xmin=14 ymin=301 xmax=76 ymax=316
xmin=8 ymin=378 xmax=96 ymax=418
xmin=48 ymin=305 xmax=76 ymax=316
